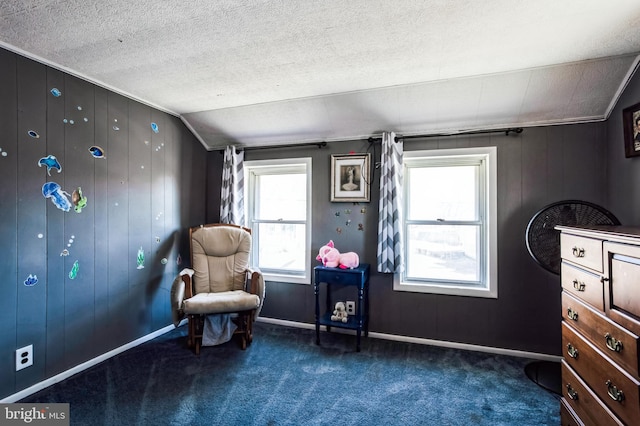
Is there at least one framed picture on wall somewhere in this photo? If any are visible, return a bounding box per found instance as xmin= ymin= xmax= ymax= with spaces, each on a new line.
xmin=330 ymin=153 xmax=371 ymax=202
xmin=623 ymin=101 xmax=640 ymax=158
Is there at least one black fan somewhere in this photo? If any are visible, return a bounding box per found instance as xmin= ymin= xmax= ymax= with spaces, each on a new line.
xmin=524 ymin=200 xmax=620 ymax=395
xmin=525 ymin=200 xmax=620 ymax=275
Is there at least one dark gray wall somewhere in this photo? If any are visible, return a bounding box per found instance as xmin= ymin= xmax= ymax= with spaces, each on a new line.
xmin=606 ymin=65 xmax=640 ymax=222
xmin=0 ymin=48 xmax=207 ymax=400
xmin=207 ymin=125 xmax=609 ymax=356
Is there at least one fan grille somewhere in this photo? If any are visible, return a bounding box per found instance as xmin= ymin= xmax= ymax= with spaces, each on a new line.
xmin=525 ymin=200 xmax=620 ymax=274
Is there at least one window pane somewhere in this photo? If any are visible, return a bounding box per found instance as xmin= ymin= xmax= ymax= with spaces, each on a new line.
xmin=257 ymin=223 xmax=306 ymax=271
xmin=407 ymin=166 xmax=477 ymax=221
xmin=256 ymin=174 xmax=306 ymax=220
xmin=406 ymin=224 xmax=480 ymax=282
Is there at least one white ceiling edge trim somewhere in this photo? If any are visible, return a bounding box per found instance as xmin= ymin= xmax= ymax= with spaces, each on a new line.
xmin=178 ymin=115 xmax=210 ymax=151
xmin=0 ymin=41 xmax=179 ymax=117
xmin=605 ymin=54 xmax=640 ymax=119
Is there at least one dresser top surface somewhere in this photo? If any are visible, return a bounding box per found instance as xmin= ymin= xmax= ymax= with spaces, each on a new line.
xmin=556 ymin=225 xmax=640 ymax=242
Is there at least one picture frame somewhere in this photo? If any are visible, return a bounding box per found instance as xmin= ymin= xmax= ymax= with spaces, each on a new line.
xmin=330 ymin=153 xmax=371 ymax=202
xmin=623 ymin=101 xmax=640 ymax=158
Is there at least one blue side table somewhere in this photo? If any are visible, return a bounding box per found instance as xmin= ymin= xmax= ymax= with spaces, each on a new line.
xmin=314 ymin=264 xmax=370 ymax=352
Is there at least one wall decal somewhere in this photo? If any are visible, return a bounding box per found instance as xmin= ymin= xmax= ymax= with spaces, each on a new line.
xmin=37 ymin=233 xmax=44 ymax=239
xmin=136 ymin=247 xmax=145 ymax=269
xmin=0 ymin=147 xmax=6 ymax=157
xmin=155 ymin=236 xmax=160 ymax=243
xmin=361 ymin=207 xmax=367 ymax=214
xmin=161 ymin=258 xmax=168 ymax=265
xmin=27 ymin=130 xmax=40 ymax=138
xmin=345 ymin=209 xmax=351 ymax=214
xmin=334 ymin=211 xmax=340 ymax=217
xmin=68 ymin=260 xmax=79 ymax=280
xmin=24 ymin=274 xmax=38 ymax=286
xmin=176 ymin=254 xmax=182 ymax=265
xmin=346 ymin=219 xmax=352 ymax=226
xmin=77 ymin=106 xmax=82 ymax=111
xmin=60 ymin=249 xmax=69 ymax=257
xmin=50 ymin=88 xmax=61 ymax=97
xmin=151 ymin=122 xmax=159 ymax=133
xmin=88 ymin=146 xmax=106 ymax=159
xmin=358 ymin=223 xmax=364 ymax=231
xmin=42 ymin=182 xmax=72 ymax=212
xmin=112 ymin=125 xmax=120 ymax=131
xmin=67 ymin=235 xmax=75 ymax=248
xmin=71 ymin=187 xmax=88 ymax=213
xmin=38 ymin=155 xmax=62 ymax=176
xmin=336 ymin=227 xmax=342 ymax=235
xmin=155 ymin=211 xmax=163 ymax=221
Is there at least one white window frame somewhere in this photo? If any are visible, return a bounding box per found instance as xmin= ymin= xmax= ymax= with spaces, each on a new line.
xmin=244 ymin=157 xmax=312 ymax=284
xmin=394 ymin=147 xmax=497 ymax=298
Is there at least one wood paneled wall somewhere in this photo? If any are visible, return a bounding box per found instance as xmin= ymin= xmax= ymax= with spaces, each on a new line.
xmin=211 ymin=123 xmax=609 ymax=357
xmin=0 ymin=48 xmax=207 ymax=400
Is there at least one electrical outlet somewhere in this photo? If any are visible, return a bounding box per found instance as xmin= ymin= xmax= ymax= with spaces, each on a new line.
xmin=345 ymin=301 xmax=356 ymax=315
xmin=16 ymin=344 xmax=33 ymax=371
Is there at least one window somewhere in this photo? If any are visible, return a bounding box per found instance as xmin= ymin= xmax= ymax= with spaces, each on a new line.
xmin=244 ymin=158 xmax=312 ymax=284
xmin=394 ymin=147 xmax=497 ymax=298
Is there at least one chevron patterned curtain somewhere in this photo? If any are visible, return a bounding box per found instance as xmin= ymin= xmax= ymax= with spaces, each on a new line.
xmin=219 ymin=145 xmax=245 ymax=225
xmin=377 ymin=132 xmax=404 ymax=273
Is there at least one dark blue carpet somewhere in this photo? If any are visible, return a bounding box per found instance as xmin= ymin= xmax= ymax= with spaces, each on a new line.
xmin=21 ymin=322 xmax=560 ymax=425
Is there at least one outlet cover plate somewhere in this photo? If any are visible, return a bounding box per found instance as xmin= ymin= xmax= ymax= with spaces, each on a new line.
xmin=346 ymin=301 xmax=356 ymax=315
xmin=16 ymin=344 xmax=33 ymax=371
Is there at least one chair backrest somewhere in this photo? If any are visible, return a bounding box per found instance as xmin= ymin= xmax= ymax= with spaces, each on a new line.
xmin=190 ymin=224 xmax=252 ymax=294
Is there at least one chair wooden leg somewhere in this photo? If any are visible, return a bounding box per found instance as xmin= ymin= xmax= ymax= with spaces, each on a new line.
xmin=187 ymin=315 xmax=194 ymax=348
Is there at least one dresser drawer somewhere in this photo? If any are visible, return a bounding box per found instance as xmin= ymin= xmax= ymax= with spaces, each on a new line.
xmin=563 ymin=292 xmax=640 ymax=379
xmin=562 ymin=361 xmax=624 ymax=426
xmin=560 ymin=400 xmax=581 ymax=426
xmin=562 ymin=322 xmax=640 ymax=425
xmin=561 ymin=262 xmax=604 ymax=311
xmin=561 ymin=233 xmax=603 ymax=272
xmin=605 ymin=242 xmax=640 ymax=337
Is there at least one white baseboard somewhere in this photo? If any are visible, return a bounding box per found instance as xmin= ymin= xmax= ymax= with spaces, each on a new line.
xmin=3 ymin=316 xmax=558 ymax=402
xmin=1 ymin=320 xmax=187 ymax=403
xmin=257 ymin=317 xmax=562 ymax=362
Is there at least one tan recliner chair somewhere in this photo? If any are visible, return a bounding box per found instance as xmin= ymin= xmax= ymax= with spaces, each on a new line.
xmin=172 ymin=224 xmax=265 ymax=354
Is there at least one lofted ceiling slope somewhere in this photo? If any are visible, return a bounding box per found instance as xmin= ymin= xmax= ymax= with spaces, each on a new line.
xmin=1 ymin=0 xmax=640 ymax=150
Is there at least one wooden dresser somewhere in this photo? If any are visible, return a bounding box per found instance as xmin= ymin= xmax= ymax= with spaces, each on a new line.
xmin=557 ymin=226 xmax=640 ymax=425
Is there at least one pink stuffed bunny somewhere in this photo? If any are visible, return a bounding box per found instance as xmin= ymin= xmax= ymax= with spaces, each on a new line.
xmin=316 ymin=240 xmax=359 ymax=269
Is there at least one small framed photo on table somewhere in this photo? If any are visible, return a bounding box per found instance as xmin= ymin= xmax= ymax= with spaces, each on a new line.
xmin=623 ymin=101 xmax=640 ymax=158
xmin=330 ymin=153 xmax=371 ymax=202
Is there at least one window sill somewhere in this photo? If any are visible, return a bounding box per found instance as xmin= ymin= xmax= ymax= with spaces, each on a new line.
xmin=263 ymin=272 xmax=310 ymax=285
xmin=393 ymin=275 xmax=497 ymax=298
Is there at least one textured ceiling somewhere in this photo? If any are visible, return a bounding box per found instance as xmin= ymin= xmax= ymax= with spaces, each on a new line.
xmin=1 ymin=0 xmax=640 ymax=150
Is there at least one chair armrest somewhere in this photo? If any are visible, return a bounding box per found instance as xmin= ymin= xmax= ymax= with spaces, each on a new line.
xmin=246 ymin=267 xmax=265 ymax=319
xmin=182 ymin=274 xmax=193 ymax=298
xmin=171 ymin=268 xmax=194 ymax=327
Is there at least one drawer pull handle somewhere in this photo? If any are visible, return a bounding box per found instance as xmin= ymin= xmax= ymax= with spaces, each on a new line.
xmin=572 ymin=279 xmax=585 ymax=292
xmin=567 ymin=308 xmax=579 ymax=321
xmin=606 ymin=380 xmax=625 ymax=403
xmin=572 ymin=247 xmax=585 ymax=258
xmin=566 ymin=384 xmax=578 ymax=401
xmin=605 ymin=333 xmax=623 ymax=352
xmin=566 ymin=343 xmax=578 ymax=359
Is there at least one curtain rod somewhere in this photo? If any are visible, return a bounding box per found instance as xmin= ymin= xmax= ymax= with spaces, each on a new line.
xmin=367 ymin=127 xmax=523 ymax=143
xmin=219 ymin=141 xmax=327 ymax=153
